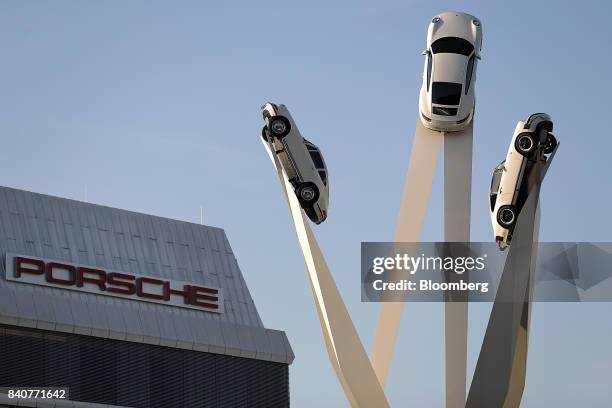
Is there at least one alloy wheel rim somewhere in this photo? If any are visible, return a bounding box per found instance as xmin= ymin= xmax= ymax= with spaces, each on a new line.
xmin=271 ymin=120 xmax=286 ymax=134
xmin=301 ymin=188 xmax=315 ymax=201
xmin=518 ymin=136 xmax=532 ymax=152
xmin=501 ymin=209 xmax=514 ymax=224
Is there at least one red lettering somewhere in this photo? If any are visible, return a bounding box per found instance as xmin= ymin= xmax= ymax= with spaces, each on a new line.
xmin=14 ymin=257 xmax=44 ymax=277
xmin=12 ymin=256 xmax=220 ymax=312
xmin=107 ymin=272 xmax=136 ymax=295
xmin=189 ymin=286 xmax=219 ymax=309
xmin=136 ymin=277 xmax=166 ymax=300
xmin=77 ymin=267 xmax=107 ymax=290
xmin=167 ymin=284 xmax=192 ymax=303
xmin=46 ymin=262 xmax=77 ymax=286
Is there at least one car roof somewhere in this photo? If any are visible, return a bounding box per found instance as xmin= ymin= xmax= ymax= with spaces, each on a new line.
xmin=432 ymin=53 xmax=468 ymax=84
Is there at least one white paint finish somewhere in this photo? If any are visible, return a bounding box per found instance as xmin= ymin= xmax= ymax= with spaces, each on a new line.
xmin=490 ymin=113 xmax=555 ymax=249
xmin=419 ymin=12 xmax=482 ymax=132
xmin=372 ymin=120 xmax=444 ymax=387
xmin=262 ymin=102 xmax=330 ymax=224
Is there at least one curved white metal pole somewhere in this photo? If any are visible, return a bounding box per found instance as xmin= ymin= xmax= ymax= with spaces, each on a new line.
xmin=262 ymin=117 xmax=389 ymax=407
xmin=371 ymin=121 xmax=473 ymax=408
xmin=371 ymin=119 xmax=444 ymax=386
xmin=443 ymin=127 xmax=473 ymax=408
xmin=467 ymin=145 xmax=557 ymax=408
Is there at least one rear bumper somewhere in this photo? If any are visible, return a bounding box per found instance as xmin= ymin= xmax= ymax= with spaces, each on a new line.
xmin=303 ymin=203 xmax=327 ymax=224
xmin=420 ymin=109 xmax=473 ymax=132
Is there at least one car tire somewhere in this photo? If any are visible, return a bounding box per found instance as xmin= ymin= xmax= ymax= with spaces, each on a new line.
xmin=269 ymin=116 xmax=291 ymax=139
xmin=261 ymin=126 xmax=269 ymax=142
xmin=544 ymin=133 xmax=557 ymax=154
xmin=514 ymin=132 xmax=536 ymax=157
xmin=296 ymin=182 xmax=319 ymax=204
xmin=497 ymin=205 xmax=516 ymax=228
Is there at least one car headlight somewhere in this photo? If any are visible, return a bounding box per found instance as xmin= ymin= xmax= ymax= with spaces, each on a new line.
xmin=472 ymin=19 xmax=480 ymax=26
xmin=432 ymin=16 xmax=441 ymax=23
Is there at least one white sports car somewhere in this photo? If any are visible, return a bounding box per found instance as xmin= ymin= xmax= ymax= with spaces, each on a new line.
xmin=419 ymin=12 xmax=483 ymax=132
xmin=261 ymin=102 xmax=329 ymax=224
xmin=490 ymin=113 xmax=558 ymax=250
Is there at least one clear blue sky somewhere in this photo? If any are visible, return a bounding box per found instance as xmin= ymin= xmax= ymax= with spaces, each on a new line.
xmin=2 ymin=1 xmax=611 ymax=406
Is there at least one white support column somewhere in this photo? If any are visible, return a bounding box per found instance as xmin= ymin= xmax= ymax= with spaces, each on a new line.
xmin=371 ymin=120 xmax=444 ymax=387
xmin=466 ymin=146 xmax=557 ymax=407
xmin=443 ymin=127 xmax=473 ymax=408
xmin=262 ymin=131 xmax=389 ymax=407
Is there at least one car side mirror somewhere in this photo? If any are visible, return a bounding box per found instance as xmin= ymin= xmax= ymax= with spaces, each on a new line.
xmin=476 ymin=54 xmax=482 ymax=60
xmin=421 ymin=50 xmax=429 ymax=56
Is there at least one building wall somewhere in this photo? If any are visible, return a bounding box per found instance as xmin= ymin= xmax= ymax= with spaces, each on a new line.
xmin=0 ymin=324 xmax=290 ymax=408
xmin=0 ymin=186 xmax=293 ymax=407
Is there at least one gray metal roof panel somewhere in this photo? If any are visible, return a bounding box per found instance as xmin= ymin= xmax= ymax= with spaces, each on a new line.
xmin=220 ymin=321 xmax=243 ymax=357
xmin=121 ymin=306 xmax=144 ymax=343
xmin=14 ymin=290 xmax=38 ymax=326
xmin=50 ymin=295 xmax=75 ymax=333
xmin=0 ymin=288 xmax=19 ymax=326
xmin=32 ymin=292 xmax=57 ymax=331
xmin=69 ymin=297 xmax=93 ymax=336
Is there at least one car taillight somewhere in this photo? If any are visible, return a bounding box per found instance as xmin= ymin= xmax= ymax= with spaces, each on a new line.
xmin=495 ymin=236 xmax=502 ymax=243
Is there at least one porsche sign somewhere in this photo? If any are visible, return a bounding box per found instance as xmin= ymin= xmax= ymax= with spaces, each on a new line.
xmin=5 ymin=253 xmax=222 ymax=313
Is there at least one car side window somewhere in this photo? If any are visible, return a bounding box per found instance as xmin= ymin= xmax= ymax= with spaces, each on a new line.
xmin=490 ymin=169 xmax=502 ymax=194
xmin=309 ymin=150 xmax=325 ymax=170
xmin=489 ymin=168 xmax=503 ymax=211
xmin=318 ymin=170 xmax=327 ymax=186
xmin=490 ymin=194 xmax=497 ymax=212
xmin=465 ymin=55 xmax=475 ymax=94
xmin=427 ymin=52 xmax=433 ymax=91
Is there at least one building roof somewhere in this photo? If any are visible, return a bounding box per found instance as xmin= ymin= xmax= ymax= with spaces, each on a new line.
xmin=0 ymin=185 xmax=293 ymax=364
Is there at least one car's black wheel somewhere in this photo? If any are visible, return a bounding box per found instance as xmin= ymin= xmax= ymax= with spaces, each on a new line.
xmin=261 ymin=125 xmax=269 ymax=142
xmin=269 ymin=116 xmax=291 ymax=139
xmin=497 ymin=205 xmax=516 ymax=228
xmin=543 ymin=133 xmax=557 ymax=154
xmin=296 ymin=182 xmax=319 ymax=204
xmin=514 ymin=132 xmax=536 ymax=157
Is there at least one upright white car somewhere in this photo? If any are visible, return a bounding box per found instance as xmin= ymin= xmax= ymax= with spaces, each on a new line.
xmin=261 ymin=102 xmax=329 ymax=224
xmin=490 ymin=113 xmax=558 ymax=250
xmin=419 ymin=12 xmax=483 ymax=132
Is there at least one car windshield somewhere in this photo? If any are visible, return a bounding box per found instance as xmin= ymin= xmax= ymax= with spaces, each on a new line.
xmin=431 ymin=37 xmax=474 ymax=56
xmin=431 ymin=82 xmax=462 ymax=105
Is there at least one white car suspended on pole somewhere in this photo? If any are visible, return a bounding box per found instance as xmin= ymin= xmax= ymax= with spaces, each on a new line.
xmin=489 ymin=113 xmax=558 ymax=250
xmin=419 ymin=12 xmax=483 ymax=132
xmin=261 ymin=102 xmax=329 ymax=224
